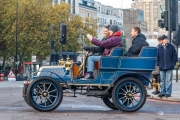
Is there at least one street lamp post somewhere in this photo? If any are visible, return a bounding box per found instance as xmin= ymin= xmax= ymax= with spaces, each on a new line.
xmin=15 ymin=0 xmax=18 ymax=79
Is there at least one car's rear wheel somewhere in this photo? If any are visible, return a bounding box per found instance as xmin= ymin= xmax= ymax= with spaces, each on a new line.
xmin=112 ymin=77 xmax=147 ymax=112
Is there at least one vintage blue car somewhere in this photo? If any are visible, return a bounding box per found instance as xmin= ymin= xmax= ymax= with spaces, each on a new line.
xmin=23 ymin=46 xmax=157 ymax=112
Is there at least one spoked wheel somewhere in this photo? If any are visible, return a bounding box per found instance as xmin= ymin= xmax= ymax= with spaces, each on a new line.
xmin=22 ymin=84 xmax=31 ymax=107
xmin=112 ymin=77 xmax=147 ymax=112
xmin=102 ymin=97 xmax=118 ymax=110
xmin=27 ymin=77 xmax=63 ymax=112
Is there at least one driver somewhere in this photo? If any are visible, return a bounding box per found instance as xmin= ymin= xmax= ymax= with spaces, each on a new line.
xmin=84 ymin=24 xmax=123 ymax=79
xmin=83 ymin=25 xmax=110 ymax=55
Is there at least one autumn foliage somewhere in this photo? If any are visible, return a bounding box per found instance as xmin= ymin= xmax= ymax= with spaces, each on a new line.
xmin=0 ymin=0 xmax=97 ymax=68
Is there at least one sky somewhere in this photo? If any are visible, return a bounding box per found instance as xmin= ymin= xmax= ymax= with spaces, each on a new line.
xmin=95 ymin=0 xmax=133 ymax=8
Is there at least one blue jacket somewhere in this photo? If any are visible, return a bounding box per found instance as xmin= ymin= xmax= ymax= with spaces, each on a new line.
xmin=157 ymin=43 xmax=177 ymax=71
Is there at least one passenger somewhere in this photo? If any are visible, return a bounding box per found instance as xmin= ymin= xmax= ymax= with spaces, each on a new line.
xmin=151 ymin=36 xmax=163 ymax=95
xmin=83 ymin=25 xmax=110 ymax=55
xmin=84 ymin=25 xmax=123 ymax=79
xmin=124 ymin=27 xmax=149 ymax=57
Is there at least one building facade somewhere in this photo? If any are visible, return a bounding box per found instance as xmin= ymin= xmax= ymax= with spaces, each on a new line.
xmin=131 ymin=0 xmax=165 ymax=38
xmin=94 ymin=2 xmax=123 ymax=39
xmin=53 ymin=0 xmax=79 ymax=14
xmin=79 ymin=0 xmax=97 ymax=19
xmin=123 ymin=8 xmax=147 ymax=50
xmin=53 ymin=0 xmax=124 ymax=40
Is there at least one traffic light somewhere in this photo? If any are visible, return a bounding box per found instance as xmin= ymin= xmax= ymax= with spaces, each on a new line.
xmin=171 ymin=0 xmax=178 ymax=31
xmin=172 ymin=25 xmax=180 ymax=45
xmin=60 ymin=24 xmax=67 ymax=44
xmin=158 ymin=11 xmax=168 ymax=30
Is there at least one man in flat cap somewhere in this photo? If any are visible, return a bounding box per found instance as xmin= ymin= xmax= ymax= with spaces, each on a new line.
xmin=157 ymin=35 xmax=177 ymax=97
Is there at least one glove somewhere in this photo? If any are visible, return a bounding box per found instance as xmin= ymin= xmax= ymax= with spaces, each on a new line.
xmin=83 ymin=46 xmax=92 ymax=51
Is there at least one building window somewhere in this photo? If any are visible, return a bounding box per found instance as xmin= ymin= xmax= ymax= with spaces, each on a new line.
xmin=105 ymin=19 xmax=106 ymax=24
xmin=72 ymin=0 xmax=75 ymax=14
xmin=110 ymin=20 xmax=112 ymax=25
xmin=87 ymin=2 xmax=93 ymax=7
xmin=82 ymin=1 xmax=87 ymax=5
xmin=68 ymin=0 xmax=71 ymax=4
xmin=79 ymin=0 xmax=83 ymax=4
xmin=99 ymin=7 xmax=100 ymax=12
xmin=81 ymin=12 xmax=84 ymax=17
xmin=54 ymin=0 xmax=58 ymax=4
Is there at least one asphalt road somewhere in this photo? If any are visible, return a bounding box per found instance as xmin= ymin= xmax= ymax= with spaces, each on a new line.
xmin=0 ymin=86 xmax=180 ymax=120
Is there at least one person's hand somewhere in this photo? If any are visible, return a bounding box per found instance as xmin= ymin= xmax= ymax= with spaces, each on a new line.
xmin=87 ymin=34 xmax=93 ymax=41
xmin=83 ymin=46 xmax=91 ymax=51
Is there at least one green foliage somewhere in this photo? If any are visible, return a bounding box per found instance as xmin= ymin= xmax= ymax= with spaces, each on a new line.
xmin=0 ymin=0 xmax=97 ymax=68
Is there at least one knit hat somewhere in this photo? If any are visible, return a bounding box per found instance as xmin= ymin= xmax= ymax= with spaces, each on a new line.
xmin=161 ymin=35 xmax=168 ymax=40
xmin=109 ymin=25 xmax=119 ymax=33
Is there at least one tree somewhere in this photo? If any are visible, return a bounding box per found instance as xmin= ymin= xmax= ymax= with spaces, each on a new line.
xmin=0 ymin=0 xmax=98 ymax=69
xmin=121 ymin=35 xmax=127 ymax=54
xmin=0 ymin=0 xmax=16 ymax=69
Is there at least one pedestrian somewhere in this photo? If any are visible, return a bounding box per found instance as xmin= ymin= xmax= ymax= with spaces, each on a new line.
xmin=157 ymin=35 xmax=177 ymax=97
xmin=151 ymin=36 xmax=163 ymax=95
xmin=84 ymin=24 xmax=123 ymax=79
xmin=124 ymin=27 xmax=149 ymax=57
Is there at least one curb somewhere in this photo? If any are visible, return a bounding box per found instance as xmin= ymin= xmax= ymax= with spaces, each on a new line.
xmin=147 ymin=95 xmax=180 ymax=102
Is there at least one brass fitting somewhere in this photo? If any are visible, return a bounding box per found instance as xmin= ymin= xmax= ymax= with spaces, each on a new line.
xmin=58 ymin=58 xmax=65 ymax=66
xmin=65 ymin=57 xmax=72 ymax=70
xmin=157 ymin=83 xmax=161 ymax=92
xmin=151 ymin=79 xmax=156 ymax=90
xmin=151 ymin=78 xmax=161 ymax=92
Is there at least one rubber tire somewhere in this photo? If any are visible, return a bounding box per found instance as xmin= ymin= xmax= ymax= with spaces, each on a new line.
xmin=22 ymin=84 xmax=31 ymax=107
xmin=27 ymin=77 xmax=63 ymax=112
xmin=112 ymin=77 xmax=147 ymax=112
xmin=102 ymin=97 xmax=118 ymax=110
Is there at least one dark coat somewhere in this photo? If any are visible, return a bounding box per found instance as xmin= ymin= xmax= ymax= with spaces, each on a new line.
xmin=124 ymin=34 xmax=149 ymax=57
xmin=157 ymin=43 xmax=177 ymax=71
xmin=91 ymin=31 xmax=123 ymax=56
xmin=151 ymin=44 xmax=162 ymax=75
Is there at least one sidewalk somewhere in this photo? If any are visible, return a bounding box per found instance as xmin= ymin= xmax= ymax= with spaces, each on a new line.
xmin=0 ymin=81 xmax=24 ymax=88
xmin=147 ymin=80 xmax=180 ymax=102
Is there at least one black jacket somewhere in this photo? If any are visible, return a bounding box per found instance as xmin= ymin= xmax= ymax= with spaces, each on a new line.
xmin=157 ymin=43 xmax=177 ymax=71
xmin=91 ymin=37 xmax=108 ymax=55
xmin=124 ymin=34 xmax=149 ymax=57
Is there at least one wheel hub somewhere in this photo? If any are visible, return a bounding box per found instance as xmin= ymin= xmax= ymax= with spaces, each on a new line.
xmin=42 ymin=91 xmax=48 ymax=97
xmin=126 ymin=92 xmax=133 ymax=98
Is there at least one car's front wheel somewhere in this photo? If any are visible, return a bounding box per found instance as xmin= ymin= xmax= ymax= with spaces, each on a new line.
xmin=26 ymin=77 xmax=63 ymax=112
